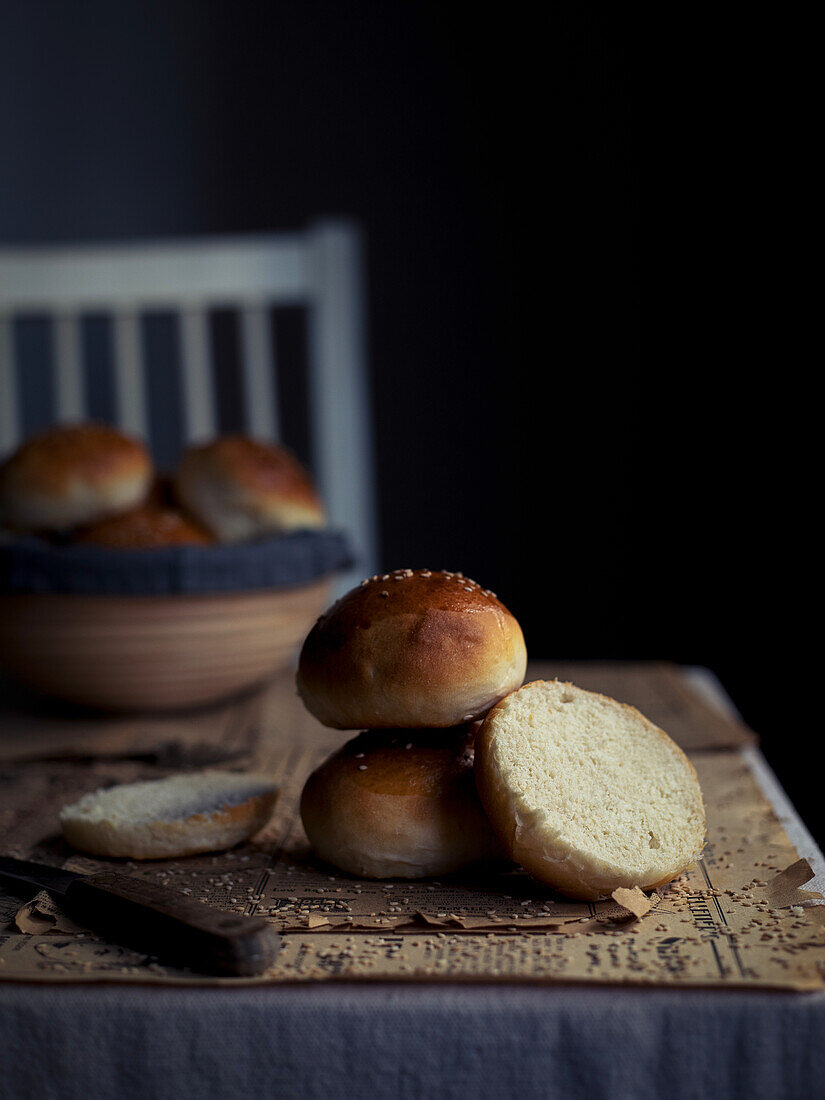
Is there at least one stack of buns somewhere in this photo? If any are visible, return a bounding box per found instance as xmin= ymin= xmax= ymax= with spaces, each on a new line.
xmin=297 ymin=570 xmax=706 ymax=899
xmin=296 ymin=568 xmax=528 ymax=878
xmin=0 ymin=422 xmax=325 ymax=548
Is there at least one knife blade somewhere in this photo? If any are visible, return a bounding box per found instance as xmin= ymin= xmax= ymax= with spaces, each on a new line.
xmin=0 ymin=855 xmax=279 ymax=977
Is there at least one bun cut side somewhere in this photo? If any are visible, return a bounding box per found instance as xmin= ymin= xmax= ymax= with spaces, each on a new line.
xmin=300 ymin=728 xmax=506 ymax=879
xmin=297 ymin=569 xmax=527 ymax=729
xmin=475 ymin=680 xmax=706 ymax=900
xmin=60 ymin=771 xmax=279 ymax=859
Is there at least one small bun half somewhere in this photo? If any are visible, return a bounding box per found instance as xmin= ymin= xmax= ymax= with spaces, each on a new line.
xmin=60 ymin=771 xmax=279 ymax=859
xmin=475 ymin=680 xmax=706 ymax=900
xmin=297 ymin=569 xmax=527 ymax=729
xmin=300 ymin=728 xmax=505 ymax=878
xmin=174 ymin=436 xmax=325 ymax=542
xmin=0 ymin=423 xmax=153 ymax=532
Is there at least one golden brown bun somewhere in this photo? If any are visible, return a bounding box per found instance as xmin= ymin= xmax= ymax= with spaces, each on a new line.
xmin=173 ymin=436 xmax=325 ymax=542
xmin=73 ymin=504 xmax=213 ymax=548
xmin=296 ymin=569 xmax=528 ymax=729
xmin=300 ymin=728 xmax=506 ymax=878
xmin=0 ymin=423 xmax=153 ymax=532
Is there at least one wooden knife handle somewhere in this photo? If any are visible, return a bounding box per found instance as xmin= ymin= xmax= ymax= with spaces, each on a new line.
xmin=65 ymin=871 xmax=279 ymax=976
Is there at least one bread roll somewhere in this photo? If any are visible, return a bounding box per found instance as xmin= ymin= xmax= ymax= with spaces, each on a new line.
xmin=297 ymin=569 xmax=527 ymax=729
xmin=300 ymin=728 xmax=505 ymax=878
xmin=174 ymin=436 xmax=325 ymax=542
xmin=60 ymin=771 xmax=279 ymax=859
xmin=74 ymin=504 xmax=212 ymax=548
xmin=475 ymin=680 xmax=706 ymax=900
xmin=0 ymin=423 xmax=153 ymax=532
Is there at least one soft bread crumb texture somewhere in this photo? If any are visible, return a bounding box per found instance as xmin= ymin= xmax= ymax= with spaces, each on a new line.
xmin=60 ymin=771 xmax=279 ymax=859
xmin=475 ymin=680 xmax=706 ymax=900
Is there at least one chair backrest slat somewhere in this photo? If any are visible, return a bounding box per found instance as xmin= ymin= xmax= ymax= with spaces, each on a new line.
xmin=307 ymin=223 xmax=375 ymax=576
xmin=53 ymin=313 xmax=85 ymax=423
xmin=179 ymin=306 xmax=216 ymax=444
xmin=112 ymin=310 xmax=147 ymax=439
xmin=239 ymin=303 xmax=279 ymax=443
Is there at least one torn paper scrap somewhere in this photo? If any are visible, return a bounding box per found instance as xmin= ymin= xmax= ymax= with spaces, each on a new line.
xmin=14 ymin=891 xmax=87 ymax=936
xmin=610 ymin=886 xmax=656 ymax=920
xmin=766 ymin=859 xmax=822 ymax=907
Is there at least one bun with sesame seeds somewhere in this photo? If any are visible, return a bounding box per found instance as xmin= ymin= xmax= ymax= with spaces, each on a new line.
xmin=0 ymin=423 xmax=153 ymax=532
xmin=296 ymin=569 xmax=528 ymax=730
xmin=173 ymin=436 xmax=325 ymax=543
xmin=72 ymin=504 xmax=213 ymax=548
xmin=300 ymin=727 xmax=506 ymax=878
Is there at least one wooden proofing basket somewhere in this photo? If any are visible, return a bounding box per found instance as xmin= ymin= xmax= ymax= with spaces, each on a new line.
xmin=0 ymin=583 xmax=330 ymax=711
xmin=0 ymin=530 xmax=350 ymax=711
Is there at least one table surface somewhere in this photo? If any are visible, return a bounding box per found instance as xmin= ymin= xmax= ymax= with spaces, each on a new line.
xmin=2 ymin=661 xmax=824 ymax=1100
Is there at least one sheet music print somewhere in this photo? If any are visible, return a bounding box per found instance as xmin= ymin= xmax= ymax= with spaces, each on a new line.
xmin=3 ymin=751 xmax=824 ymax=989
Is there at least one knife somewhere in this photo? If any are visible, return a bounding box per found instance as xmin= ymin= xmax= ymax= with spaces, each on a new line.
xmin=0 ymin=855 xmax=279 ymax=977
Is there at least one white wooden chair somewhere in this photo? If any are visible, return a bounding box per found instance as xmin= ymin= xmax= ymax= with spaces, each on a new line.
xmin=0 ymin=220 xmax=376 ymax=591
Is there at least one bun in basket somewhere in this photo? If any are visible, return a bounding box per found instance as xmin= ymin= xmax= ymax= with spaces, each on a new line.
xmin=74 ymin=504 xmax=213 ymax=547
xmin=174 ymin=436 xmax=325 ymax=542
xmin=300 ymin=728 xmax=505 ymax=878
xmin=60 ymin=771 xmax=279 ymax=859
xmin=297 ymin=569 xmax=527 ymax=729
xmin=475 ymin=680 xmax=706 ymax=900
xmin=0 ymin=423 xmax=153 ymax=532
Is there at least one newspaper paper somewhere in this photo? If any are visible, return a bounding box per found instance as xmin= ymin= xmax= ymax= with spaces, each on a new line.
xmin=1 ymin=665 xmax=823 ymax=989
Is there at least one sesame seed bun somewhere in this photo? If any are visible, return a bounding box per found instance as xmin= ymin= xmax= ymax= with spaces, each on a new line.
xmin=475 ymin=680 xmax=706 ymax=900
xmin=300 ymin=728 xmax=506 ymax=878
xmin=174 ymin=436 xmax=325 ymax=543
xmin=0 ymin=423 xmax=153 ymax=532
xmin=296 ymin=569 xmax=527 ymax=729
xmin=73 ymin=504 xmax=213 ymax=548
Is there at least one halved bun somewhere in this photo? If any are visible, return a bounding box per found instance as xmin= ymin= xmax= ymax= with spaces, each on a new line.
xmin=300 ymin=728 xmax=505 ymax=878
xmin=475 ymin=680 xmax=706 ymax=900
xmin=297 ymin=569 xmax=527 ymax=729
xmin=0 ymin=423 xmax=153 ymax=532
xmin=60 ymin=771 xmax=279 ymax=859
xmin=174 ymin=436 xmax=324 ymax=542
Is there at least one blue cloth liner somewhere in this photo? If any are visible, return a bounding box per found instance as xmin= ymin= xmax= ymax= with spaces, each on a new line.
xmin=0 ymin=529 xmax=354 ymax=596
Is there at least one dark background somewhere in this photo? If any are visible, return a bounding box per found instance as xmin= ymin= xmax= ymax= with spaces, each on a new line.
xmin=0 ymin=7 xmax=808 ymax=836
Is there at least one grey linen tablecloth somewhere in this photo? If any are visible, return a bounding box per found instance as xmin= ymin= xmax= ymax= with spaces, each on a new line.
xmin=1 ymin=982 xmax=824 ymax=1100
xmin=2 ymin=672 xmax=824 ymax=1100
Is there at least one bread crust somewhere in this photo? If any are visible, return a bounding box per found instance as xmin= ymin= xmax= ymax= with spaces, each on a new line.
xmin=0 ymin=423 xmax=153 ymax=531
xmin=174 ymin=436 xmax=324 ymax=542
xmin=475 ymin=681 xmax=706 ymax=900
xmin=296 ymin=569 xmax=527 ymax=729
xmin=300 ymin=728 xmax=505 ymax=878
xmin=74 ymin=505 xmax=213 ymax=548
